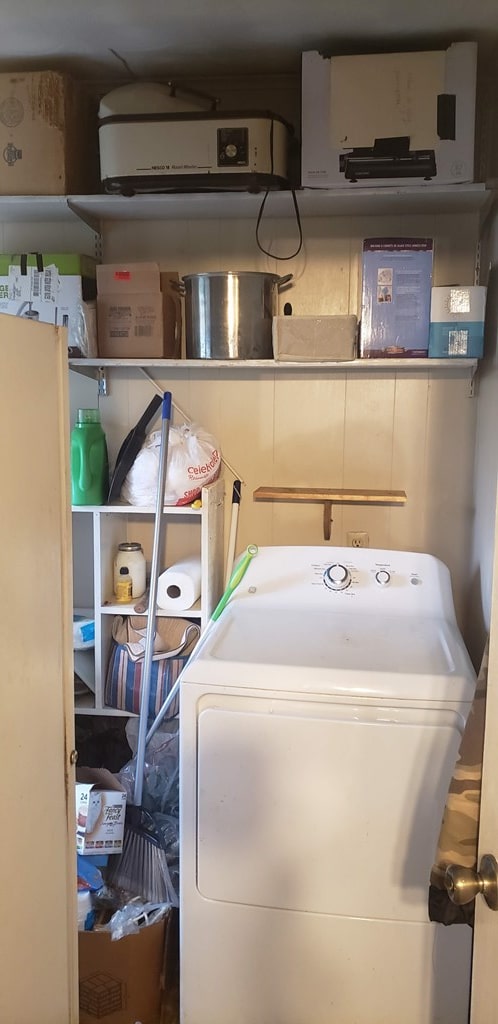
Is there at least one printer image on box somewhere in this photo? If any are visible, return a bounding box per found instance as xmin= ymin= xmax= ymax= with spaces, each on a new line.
xmin=301 ymin=42 xmax=477 ymax=188
xmin=360 ymin=238 xmax=433 ymax=358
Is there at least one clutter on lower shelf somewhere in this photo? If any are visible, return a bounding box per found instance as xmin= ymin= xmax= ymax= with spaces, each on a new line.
xmin=75 ymin=718 xmax=180 ymax=1022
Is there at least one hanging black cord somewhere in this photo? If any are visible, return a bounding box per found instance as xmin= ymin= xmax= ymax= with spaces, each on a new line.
xmin=256 ymin=116 xmax=303 ymax=259
xmin=255 ymin=187 xmax=303 ymax=260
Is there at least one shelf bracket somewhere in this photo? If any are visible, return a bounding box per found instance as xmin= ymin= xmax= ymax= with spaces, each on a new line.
xmin=97 ymin=366 xmax=108 ymax=397
xmin=65 ymin=198 xmax=103 ymax=261
xmin=253 ymin=486 xmax=407 ymax=541
xmin=469 ymin=364 xmax=478 ymax=398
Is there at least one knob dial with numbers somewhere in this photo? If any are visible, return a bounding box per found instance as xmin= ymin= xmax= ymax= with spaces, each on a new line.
xmin=324 ymin=563 xmax=351 ymax=591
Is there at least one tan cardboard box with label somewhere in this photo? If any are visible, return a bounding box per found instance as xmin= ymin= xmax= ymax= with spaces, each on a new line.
xmin=0 ymin=70 xmax=98 ymax=194
xmin=97 ymin=262 xmax=181 ymax=358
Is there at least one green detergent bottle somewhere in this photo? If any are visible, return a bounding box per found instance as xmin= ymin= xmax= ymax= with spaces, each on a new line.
xmin=71 ymin=408 xmax=109 ymax=505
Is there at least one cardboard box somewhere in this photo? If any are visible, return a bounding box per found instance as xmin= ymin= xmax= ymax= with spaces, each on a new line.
xmin=301 ymin=43 xmax=477 ymax=188
xmin=360 ymin=238 xmax=433 ymax=358
xmin=76 ymin=767 xmax=127 ymax=855
xmin=0 ymin=252 xmax=97 ymax=320
xmin=429 ymin=285 xmax=486 ymax=358
xmin=0 ymin=70 xmax=98 ymax=195
xmin=78 ymin=916 xmax=168 ymax=1024
xmin=0 ymin=252 xmax=98 ymax=353
xmin=97 ymin=262 xmax=181 ymax=358
xmin=273 ymin=314 xmax=357 ymax=361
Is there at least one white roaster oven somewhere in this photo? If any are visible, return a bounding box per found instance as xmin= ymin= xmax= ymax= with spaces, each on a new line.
xmin=179 ymin=546 xmax=476 ymax=1024
xmin=98 ymin=82 xmax=291 ymax=194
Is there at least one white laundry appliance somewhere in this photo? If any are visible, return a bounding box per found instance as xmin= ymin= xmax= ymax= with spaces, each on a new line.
xmin=179 ymin=546 xmax=476 ymax=1024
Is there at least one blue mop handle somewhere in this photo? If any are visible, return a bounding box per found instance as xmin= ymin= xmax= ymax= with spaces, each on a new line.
xmin=133 ymin=391 xmax=172 ymax=807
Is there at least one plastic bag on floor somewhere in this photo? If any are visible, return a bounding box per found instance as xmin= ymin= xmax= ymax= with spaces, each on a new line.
xmin=109 ymin=899 xmax=170 ymax=940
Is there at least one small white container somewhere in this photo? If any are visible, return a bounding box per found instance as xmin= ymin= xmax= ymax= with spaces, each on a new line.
xmin=113 ymin=542 xmax=146 ymax=599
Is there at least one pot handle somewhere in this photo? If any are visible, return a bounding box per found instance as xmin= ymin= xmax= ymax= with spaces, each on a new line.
xmin=277 ymin=273 xmax=293 ymax=291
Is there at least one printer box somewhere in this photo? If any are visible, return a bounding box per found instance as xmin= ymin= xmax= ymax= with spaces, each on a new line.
xmin=301 ymin=43 xmax=477 ymax=188
xmin=97 ymin=262 xmax=181 ymax=358
xmin=76 ymin=767 xmax=127 ymax=855
xmin=429 ymin=285 xmax=486 ymax=358
xmin=360 ymin=238 xmax=433 ymax=358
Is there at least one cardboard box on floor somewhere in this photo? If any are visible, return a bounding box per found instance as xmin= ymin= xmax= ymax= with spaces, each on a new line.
xmin=97 ymin=262 xmax=182 ymax=358
xmin=0 ymin=70 xmax=98 ymax=195
xmin=78 ymin=915 xmax=170 ymax=1024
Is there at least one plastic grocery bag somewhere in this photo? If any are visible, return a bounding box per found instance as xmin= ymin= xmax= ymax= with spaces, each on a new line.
xmin=121 ymin=422 xmax=221 ymax=506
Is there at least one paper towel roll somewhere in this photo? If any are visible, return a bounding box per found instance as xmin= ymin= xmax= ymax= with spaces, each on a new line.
xmin=156 ymin=556 xmax=202 ymax=611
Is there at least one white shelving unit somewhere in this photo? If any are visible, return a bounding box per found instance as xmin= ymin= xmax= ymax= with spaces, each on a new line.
xmin=69 ymin=356 xmax=478 ymax=373
xmin=1 ymin=181 xmax=490 ymax=714
xmin=73 ymin=478 xmax=225 ymax=716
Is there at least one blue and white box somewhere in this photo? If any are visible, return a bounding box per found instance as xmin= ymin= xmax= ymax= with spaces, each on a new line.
xmin=429 ymin=286 xmax=486 ymax=358
xmin=360 ymin=237 xmax=433 ymax=358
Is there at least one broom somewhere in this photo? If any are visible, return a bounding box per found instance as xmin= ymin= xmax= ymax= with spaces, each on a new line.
xmin=108 ymin=391 xmax=177 ymax=905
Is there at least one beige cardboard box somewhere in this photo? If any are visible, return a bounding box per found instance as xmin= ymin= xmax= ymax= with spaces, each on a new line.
xmin=78 ymin=916 xmax=170 ymax=1024
xmin=97 ymin=262 xmax=181 ymax=358
xmin=75 ymin=767 xmax=127 ymax=855
xmin=0 ymin=70 xmax=98 ymax=195
xmin=273 ymin=315 xmax=357 ymax=361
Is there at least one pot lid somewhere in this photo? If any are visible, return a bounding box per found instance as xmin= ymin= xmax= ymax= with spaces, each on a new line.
xmin=99 ymin=82 xmax=204 ymax=119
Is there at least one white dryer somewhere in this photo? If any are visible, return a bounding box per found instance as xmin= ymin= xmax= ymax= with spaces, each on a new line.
xmin=179 ymin=546 xmax=476 ymax=1024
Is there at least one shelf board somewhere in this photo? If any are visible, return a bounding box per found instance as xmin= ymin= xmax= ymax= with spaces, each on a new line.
xmin=100 ymin=600 xmax=201 ymax=616
xmin=72 ymin=502 xmax=202 ymax=515
xmin=0 ymin=183 xmax=494 ymax=226
xmin=69 ymin=357 xmax=478 ymax=374
xmin=74 ymin=699 xmax=134 ymax=717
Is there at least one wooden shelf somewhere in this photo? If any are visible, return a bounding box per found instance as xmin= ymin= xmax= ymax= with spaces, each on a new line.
xmin=254 ymin=486 xmax=407 ymax=540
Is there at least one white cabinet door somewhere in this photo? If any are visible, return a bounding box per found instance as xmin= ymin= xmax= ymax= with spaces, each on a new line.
xmin=470 ymin=481 xmax=498 ymax=1022
xmin=0 ymin=314 xmax=77 ymax=1022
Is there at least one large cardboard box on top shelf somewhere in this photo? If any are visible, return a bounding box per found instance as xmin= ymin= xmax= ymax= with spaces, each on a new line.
xmin=97 ymin=262 xmax=182 ymax=358
xmin=301 ymin=42 xmax=477 ymax=188
xmin=0 ymin=70 xmax=98 ymax=195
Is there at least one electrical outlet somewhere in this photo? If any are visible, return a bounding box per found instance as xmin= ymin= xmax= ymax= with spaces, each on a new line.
xmin=347 ymin=531 xmax=369 ymax=548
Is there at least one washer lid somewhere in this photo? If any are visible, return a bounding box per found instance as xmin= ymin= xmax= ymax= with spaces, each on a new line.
xmin=182 ymin=606 xmax=476 ymax=702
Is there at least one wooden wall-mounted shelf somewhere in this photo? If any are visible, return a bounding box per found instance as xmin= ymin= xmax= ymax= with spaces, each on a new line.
xmin=253 ymin=486 xmax=407 ymax=540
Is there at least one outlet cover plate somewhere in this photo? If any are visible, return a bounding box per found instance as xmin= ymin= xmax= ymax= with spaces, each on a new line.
xmin=347 ymin=531 xmax=369 ymax=547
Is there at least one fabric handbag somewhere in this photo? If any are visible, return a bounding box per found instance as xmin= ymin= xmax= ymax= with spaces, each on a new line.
xmin=104 ymin=615 xmax=200 ymax=719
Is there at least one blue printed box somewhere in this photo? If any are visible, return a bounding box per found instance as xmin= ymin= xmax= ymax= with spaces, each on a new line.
xmin=360 ymin=237 xmax=433 ymax=358
xmin=429 ymin=286 xmax=486 ymax=358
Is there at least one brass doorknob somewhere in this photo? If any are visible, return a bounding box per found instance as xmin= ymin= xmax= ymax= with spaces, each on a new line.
xmin=444 ymin=854 xmax=498 ymax=911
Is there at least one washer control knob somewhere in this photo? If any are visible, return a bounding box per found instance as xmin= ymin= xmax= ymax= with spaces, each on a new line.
xmin=324 ymin=563 xmax=351 ymax=591
xmin=375 ymin=569 xmax=391 ymax=586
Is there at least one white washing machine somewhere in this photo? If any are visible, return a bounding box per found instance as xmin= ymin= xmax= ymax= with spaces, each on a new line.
xmin=179 ymin=546 xmax=476 ymax=1024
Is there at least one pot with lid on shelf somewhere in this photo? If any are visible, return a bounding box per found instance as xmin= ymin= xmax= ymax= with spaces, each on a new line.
xmin=176 ymin=271 xmax=293 ymax=359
